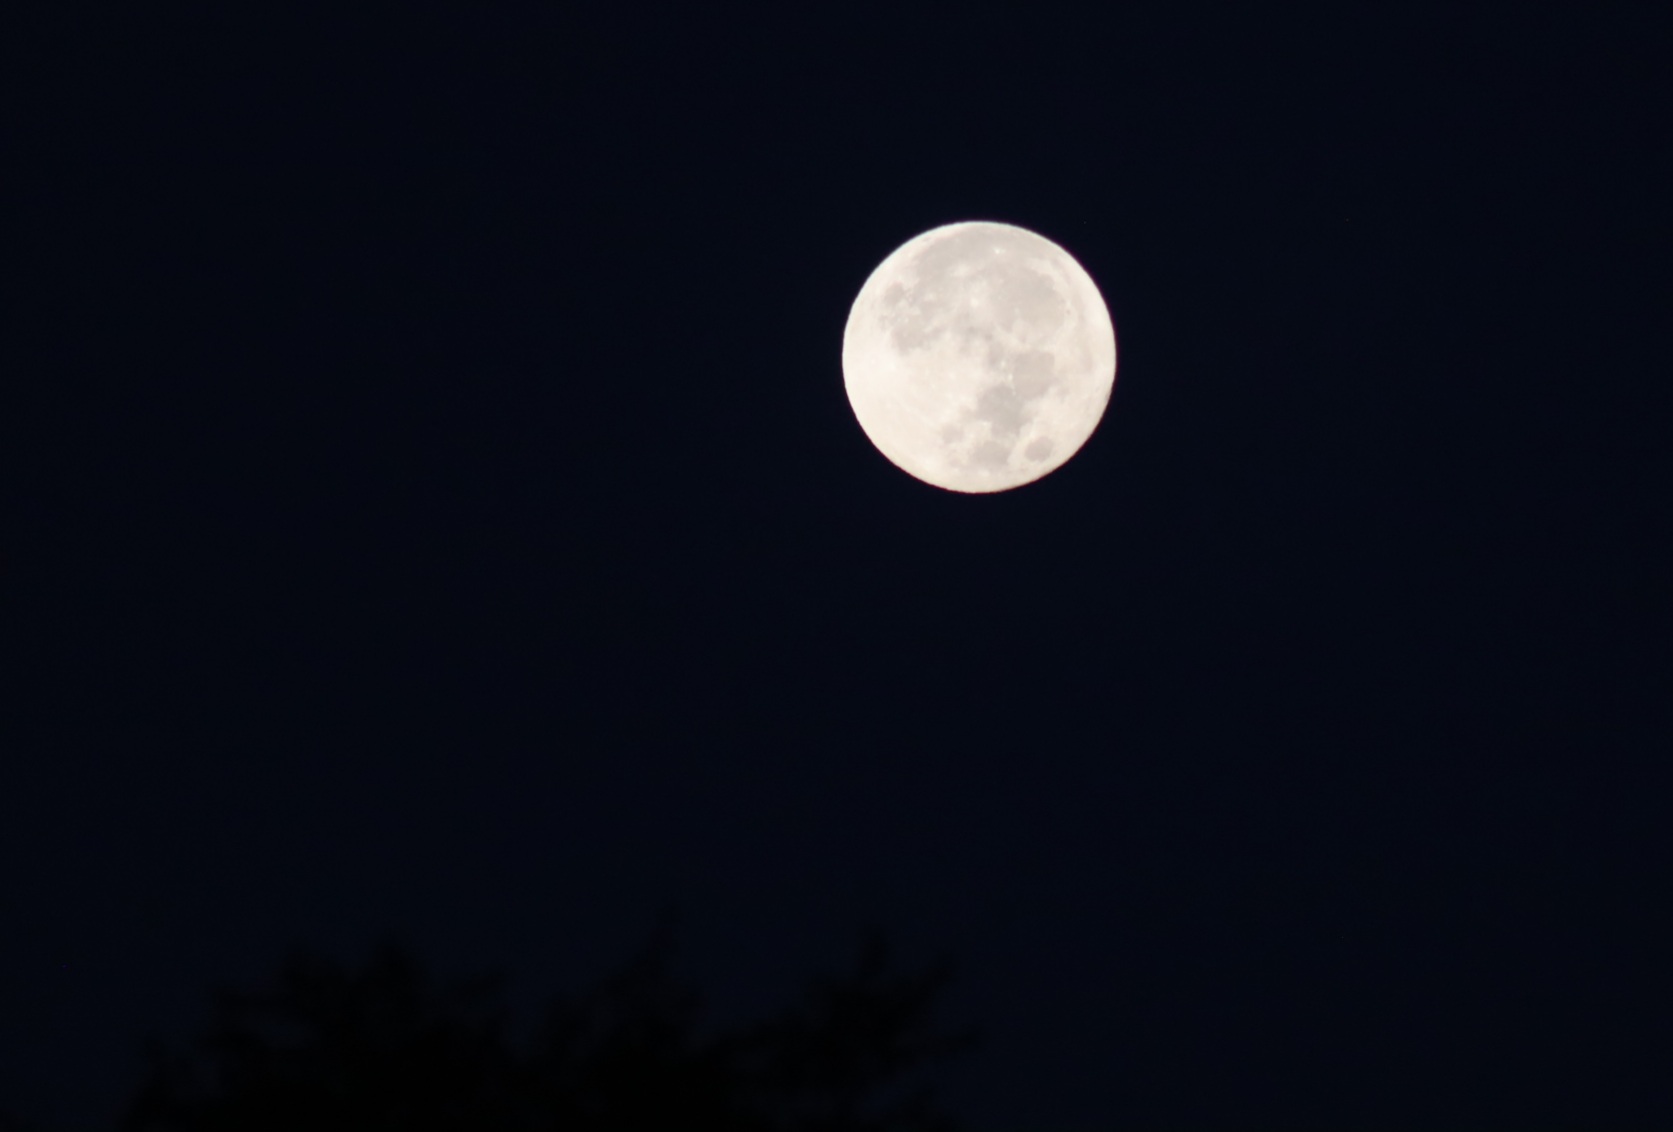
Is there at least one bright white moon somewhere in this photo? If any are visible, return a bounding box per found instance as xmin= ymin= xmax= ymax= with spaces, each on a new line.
xmin=842 ymin=220 xmax=1117 ymax=493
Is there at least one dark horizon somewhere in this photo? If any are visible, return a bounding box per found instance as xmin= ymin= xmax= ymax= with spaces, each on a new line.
xmin=6 ymin=4 xmax=1668 ymax=1129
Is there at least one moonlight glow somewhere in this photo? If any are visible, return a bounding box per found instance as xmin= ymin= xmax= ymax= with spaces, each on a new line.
xmin=841 ymin=221 xmax=1117 ymax=493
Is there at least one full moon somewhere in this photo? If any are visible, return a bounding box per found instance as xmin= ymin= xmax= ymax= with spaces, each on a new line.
xmin=842 ymin=220 xmax=1117 ymax=493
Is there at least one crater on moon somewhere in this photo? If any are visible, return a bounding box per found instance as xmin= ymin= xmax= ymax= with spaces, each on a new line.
xmin=842 ymin=221 xmax=1117 ymax=493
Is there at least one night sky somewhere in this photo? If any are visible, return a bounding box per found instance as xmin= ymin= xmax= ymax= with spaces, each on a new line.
xmin=6 ymin=5 xmax=1669 ymax=1129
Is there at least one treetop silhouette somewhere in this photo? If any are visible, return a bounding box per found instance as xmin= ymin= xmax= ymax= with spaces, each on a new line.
xmin=121 ymin=918 xmax=980 ymax=1132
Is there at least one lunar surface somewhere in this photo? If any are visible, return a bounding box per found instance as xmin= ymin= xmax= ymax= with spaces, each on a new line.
xmin=842 ymin=221 xmax=1117 ymax=493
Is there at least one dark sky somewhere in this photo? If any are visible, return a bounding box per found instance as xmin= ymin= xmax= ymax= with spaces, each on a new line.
xmin=5 ymin=5 xmax=1669 ymax=1129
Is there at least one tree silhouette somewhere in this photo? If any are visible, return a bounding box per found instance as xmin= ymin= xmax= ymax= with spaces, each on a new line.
xmin=121 ymin=918 xmax=979 ymax=1132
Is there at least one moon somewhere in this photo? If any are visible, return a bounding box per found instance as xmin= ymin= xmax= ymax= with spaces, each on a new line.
xmin=841 ymin=221 xmax=1117 ymax=493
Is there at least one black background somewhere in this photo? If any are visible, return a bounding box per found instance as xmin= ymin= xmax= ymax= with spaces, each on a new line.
xmin=5 ymin=4 xmax=1669 ymax=1128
